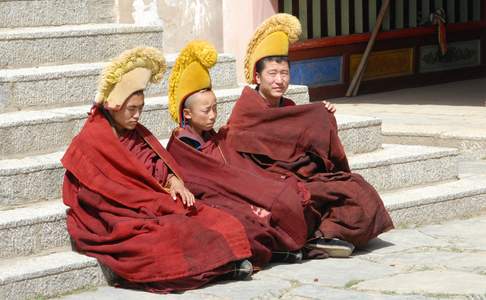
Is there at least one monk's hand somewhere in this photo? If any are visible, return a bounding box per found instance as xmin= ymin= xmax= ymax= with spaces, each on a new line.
xmin=168 ymin=176 xmax=195 ymax=207
xmin=322 ymin=100 xmax=336 ymax=114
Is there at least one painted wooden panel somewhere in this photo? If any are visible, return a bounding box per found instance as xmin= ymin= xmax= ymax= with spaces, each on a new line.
xmin=350 ymin=48 xmax=414 ymax=81
xmin=299 ymin=0 xmax=308 ymax=39
xmin=327 ymin=0 xmax=337 ymax=37
xmin=312 ymin=0 xmax=321 ymax=38
xmin=290 ymin=56 xmax=343 ymax=87
xmin=419 ymin=40 xmax=481 ymax=73
xmin=354 ymin=0 xmax=364 ymax=33
xmin=341 ymin=0 xmax=350 ymax=35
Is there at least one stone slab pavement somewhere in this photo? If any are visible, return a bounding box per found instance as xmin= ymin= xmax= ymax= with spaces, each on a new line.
xmin=57 ymin=213 xmax=486 ymax=300
xmin=333 ymin=78 xmax=486 ymax=160
xmin=334 ymin=78 xmax=485 ymax=107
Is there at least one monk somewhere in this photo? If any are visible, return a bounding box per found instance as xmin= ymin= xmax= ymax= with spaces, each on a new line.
xmin=165 ymin=41 xmax=311 ymax=268
xmin=224 ymin=14 xmax=394 ymax=257
xmin=61 ymin=47 xmax=253 ymax=294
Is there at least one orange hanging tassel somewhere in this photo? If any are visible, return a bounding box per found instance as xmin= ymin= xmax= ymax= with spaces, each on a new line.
xmin=431 ymin=8 xmax=448 ymax=56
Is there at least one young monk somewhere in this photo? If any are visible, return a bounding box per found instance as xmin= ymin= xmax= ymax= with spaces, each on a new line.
xmin=224 ymin=14 xmax=394 ymax=257
xmin=165 ymin=41 xmax=314 ymax=268
xmin=61 ymin=47 xmax=254 ymax=294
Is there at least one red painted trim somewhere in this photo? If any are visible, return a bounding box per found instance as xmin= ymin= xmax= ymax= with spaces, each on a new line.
xmin=290 ymin=21 xmax=486 ymax=51
xmin=309 ymin=84 xmax=348 ymax=100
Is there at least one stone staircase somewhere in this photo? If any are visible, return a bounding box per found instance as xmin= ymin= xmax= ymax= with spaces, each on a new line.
xmin=1 ymin=1 xmax=486 ymax=300
xmin=338 ymin=115 xmax=486 ymax=226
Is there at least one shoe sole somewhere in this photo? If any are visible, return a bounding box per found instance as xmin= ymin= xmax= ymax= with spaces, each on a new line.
xmin=305 ymin=243 xmax=354 ymax=258
xmin=271 ymin=251 xmax=303 ymax=263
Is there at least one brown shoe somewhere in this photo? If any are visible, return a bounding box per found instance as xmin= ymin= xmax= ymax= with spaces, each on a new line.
xmin=305 ymin=238 xmax=354 ymax=258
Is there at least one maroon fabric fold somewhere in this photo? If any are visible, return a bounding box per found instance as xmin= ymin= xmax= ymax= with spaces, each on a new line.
xmin=225 ymin=87 xmax=394 ymax=247
xmin=61 ymin=106 xmax=251 ymax=292
xmin=226 ymin=87 xmax=350 ymax=173
xmin=166 ymin=127 xmax=309 ymax=268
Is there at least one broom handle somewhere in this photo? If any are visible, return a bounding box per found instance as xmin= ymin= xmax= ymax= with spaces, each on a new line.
xmin=346 ymin=0 xmax=391 ymax=97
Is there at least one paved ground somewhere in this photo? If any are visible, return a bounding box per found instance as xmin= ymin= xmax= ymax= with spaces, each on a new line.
xmin=335 ymin=79 xmax=486 ymax=144
xmin=334 ymin=78 xmax=485 ymax=106
xmin=58 ymin=213 xmax=486 ymax=300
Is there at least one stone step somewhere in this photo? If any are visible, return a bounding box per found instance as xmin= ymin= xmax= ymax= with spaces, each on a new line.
xmin=0 ymin=86 xmax=309 ymax=207
xmin=0 ymin=24 xmax=163 ymax=69
xmin=0 ymin=250 xmax=107 ymax=300
xmin=0 ymin=116 xmax=379 ymax=258
xmin=335 ymin=114 xmax=382 ymax=155
xmin=4 ymin=175 xmax=485 ymax=259
xmin=0 ymin=85 xmax=307 ymax=159
xmin=0 ymin=141 xmax=454 ymax=212
xmin=3 ymin=176 xmax=486 ymax=299
xmin=383 ymin=129 xmax=486 ymax=161
xmin=0 ymin=0 xmax=114 ymax=28
xmin=383 ymin=175 xmax=486 ymax=227
xmin=349 ymin=144 xmax=459 ymax=192
xmin=0 ymin=151 xmax=65 ymax=207
xmin=0 ymin=201 xmax=67 ymax=259
xmin=0 ymin=54 xmax=237 ymax=113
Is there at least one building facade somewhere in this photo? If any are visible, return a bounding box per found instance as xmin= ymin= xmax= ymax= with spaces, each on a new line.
xmin=117 ymin=0 xmax=485 ymax=99
xmin=280 ymin=0 xmax=486 ymax=99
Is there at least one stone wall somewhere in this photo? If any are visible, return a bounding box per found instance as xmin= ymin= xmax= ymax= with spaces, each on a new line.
xmin=222 ymin=0 xmax=277 ymax=82
xmin=117 ymin=0 xmax=223 ymax=53
xmin=115 ymin=0 xmax=277 ymax=82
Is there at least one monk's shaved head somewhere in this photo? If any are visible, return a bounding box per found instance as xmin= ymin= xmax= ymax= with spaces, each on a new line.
xmin=184 ymin=89 xmax=212 ymax=109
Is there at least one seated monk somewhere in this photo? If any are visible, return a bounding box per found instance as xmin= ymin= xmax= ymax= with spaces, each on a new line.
xmin=164 ymin=41 xmax=312 ymax=267
xmin=224 ymin=14 xmax=394 ymax=257
xmin=61 ymin=47 xmax=254 ymax=294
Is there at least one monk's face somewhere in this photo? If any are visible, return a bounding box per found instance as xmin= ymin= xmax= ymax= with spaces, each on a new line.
xmin=255 ymin=60 xmax=290 ymax=106
xmin=110 ymin=92 xmax=144 ymax=131
xmin=183 ymin=90 xmax=217 ymax=135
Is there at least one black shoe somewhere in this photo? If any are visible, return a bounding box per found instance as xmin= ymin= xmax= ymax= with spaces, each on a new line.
xmin=228 ymin=259 xmax=253 ymax=280
xmin=305 ymin=238 xmax=355 ymax=258
xmin=271 ymin=250 xmax=303 ymax=264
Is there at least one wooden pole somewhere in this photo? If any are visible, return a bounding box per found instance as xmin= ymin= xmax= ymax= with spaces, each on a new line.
xmin=351 ymin=60 xmax=366 ymax=97
xmin=346 ymin=0 xmax=391 ymax=97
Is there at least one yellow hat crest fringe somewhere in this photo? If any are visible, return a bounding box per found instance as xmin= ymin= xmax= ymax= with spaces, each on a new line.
xmin=168 ymin=40 xmax=217 ymax=124
xmin=244 ymin=13 xmax=301 ymax=83
xmin=95 ymin=47 xmax=166 ymax=107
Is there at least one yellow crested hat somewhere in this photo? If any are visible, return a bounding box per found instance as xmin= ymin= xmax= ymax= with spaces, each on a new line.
xmin=168 ymin=40 xmax=217 ymax=124
xmin=95 ymin=47 xmax=166 ymax=110
xmin=244 ymin=13 xmax=301 ymax=84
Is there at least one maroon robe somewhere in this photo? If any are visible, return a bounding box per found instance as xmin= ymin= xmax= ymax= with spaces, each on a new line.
xmin=61 ymin=106 xmax=251 ymax=293
xmin=166 ymin=126 xmax=309 ymax=268
xmin=225 ymin=86 xmax=394 ymax=247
